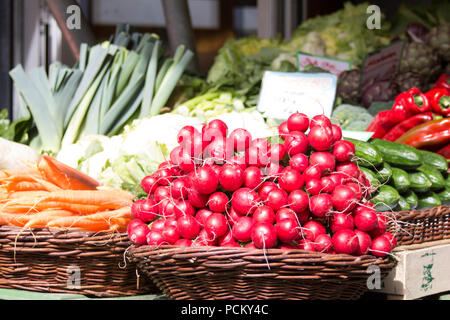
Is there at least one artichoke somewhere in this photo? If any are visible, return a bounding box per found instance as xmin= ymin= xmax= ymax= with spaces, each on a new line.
xmin=337 ymin=69 xmax=361 ymax=104
xmin=399 ymin=42 xmax=441 ymax=83
xmin=361 ymin=79 xmax=398 ymax=108
xmin=426 ymin=24 xmax=450 ymax=63
xmin=393 ymin=72 xmax=425 ymax=92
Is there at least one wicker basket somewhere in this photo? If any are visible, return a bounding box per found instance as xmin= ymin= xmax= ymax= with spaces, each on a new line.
xmin=0 ymin=225 xmax=157 ymax=297
xmin=128 ymin=245 xmax=395 ymax=300
xmin=386 ymin=205 xmax=450 ymax=246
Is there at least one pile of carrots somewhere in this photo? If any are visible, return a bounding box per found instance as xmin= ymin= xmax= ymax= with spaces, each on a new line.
xmin=0 ymin=155 xmax=133 ymax=233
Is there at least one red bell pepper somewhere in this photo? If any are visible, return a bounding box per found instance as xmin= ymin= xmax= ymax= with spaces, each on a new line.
xmin=382 ymin=112 xmax=434 ymax=141
xmin=437 ymin=144 xmax=450 ymax=160
xmin=426 ymin=88 xmax=450 ymax=116
xmin=395 ymin=118 xmax=450 ymax=149
xmin=366 ymin=110 xmax=399 ymax=138
xmin=401 ymin=88 xmax=431 ymax=114
xmin=433 ymin=74 xmax=450 ymax=91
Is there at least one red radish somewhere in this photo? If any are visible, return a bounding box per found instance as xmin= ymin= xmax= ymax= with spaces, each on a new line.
xmin=309 ymin=152 xmax=336 ymax=174
xmin=297 ymin=210 xmax=310 ymax=224
xmin=331 ymin=185 xmax=357 ymax=213
xmin=170 ymin=178 xmax=189 ymax=200
xmin=262 ymin=161 xmax=283 ymax=179
xmin=354 ymin=230 xmax=372 ymax=256
xmin=382 ymin=232 xmax=397 ymax=248
xmin=332 ymin=140 xmax=355 ymax=162
xmin=173 ymin=199 xmax=196 ymax=218
xmin=131 ymin=199 xmax=158 ymax=222
xmin=331 ymin=124 xmax=342 ymax=142
xmin=205 ymin=119 xmax=228 ymax=137
xmin=176 ymin=215 xmax=200 ymax=239
xmin=310 ymin=115 xmax=332 ymax=129
xmin=336 ymin=161 xmax=360 ymax=179
xmin=253 ymin=206 xmax=276 ymax=224
xmin=265 ymin=188 xmax=288 ymax=211
xmin=205 ymin=213 xmax=228 ymax=237
xmin=208 ymin=192 xmax=229 ymax=213
xmin=346 ymin=182 xmax=362 ymax=201
xmin=178 ymin=151 xmax=195 ymax=172
xmin=251 ymin=223 xmax=277 ymax=249
xmin=289 ymin=153 xmax=309 ymax=172
xmin=250 ymin=138 xmax=270 ymax=153
xmin=354 ymin=208 xmax=378 ymax=232
xmin=159 ymin=198 xmax=177 ymax=218
xmin=276 ymin=218 xmax=300 ymax=243
xmin=195 ymin=209 xmax=214 ymax=227
xmin=302 ymin=220 xmax=326 ymax=241
xmin=207 ymin=163 xmax=222 ymax=177
xmin=162 ymin=225 xmax=180 ymax=245
xmin=149 ymin=219 xmax=165 ymax=233
xmin=245 ymin=146 xmax=269 ymax=167
xmin=308 ymin=125 xmax=333 ymax=151
xmin=328 ymin=172 xmax=345 ymax=186
xmin=228 ymin=155 xmax=247 ymax=171
xmin=285 ymin=132 xmax=309 ymax=156
xmin=331 ymin=212 xmax=355 ymax=233
xmin=192 ymin=166 xmax=219 ymax=195
xmin=219 ymin=164 xmax=244 ymax=191
xmin=243 ymin=166 xmax=263 ymax=189
xmin=177 ymin=126 xmax=200 ymax=154
xmin=217 ymin=230 xmax=234 ymax=246
xmin=305 ymin=179 xmax=322 ymax=195
xmin=320 ymin=176 xmax=336 ymax=194
xmin=231 ymin=188 xmax=261 ymax=215
xmin=226 ymin=206 xmax=241 ymax=225
xmin=278 ymin=243 xmax=298 ymax=250
xmin=309 ymin=194 xmax=333 ymax=218
xmin=229 ymin=128 xmax=252 ymax=151
xmin=288 ymin=190 xmax=309 ymax=213
xmin=258 ymin=181 xmax=278 ymax=200
xmin=268 ymin=143 xmax=286 ymax=162
xmin=175 ymin=239 xmax=192 ymax=247
xmin=369 ymin=214 xmax=387 ymax=238
xmin=170 ymin=146 xmax=183 ymax=166
xmin=146 ymin=231 xmax=165 ymax=245
xmin=279 ymin=168 xmax=304 ymax=192
xmin=232 ymin=216 xmax=254 ymax=242
xmin=275 ymin=207 xmax=297 ymax=222
xmin=204 ymin=137 xmax=232 ymax=163
xmin=158 ymin=160 xmax=171 ymax=169
xmin=244 ymin=242 xmax=256 ymax=248
xmin=141 ymin=174 xmax=159 ymax=194
xmin=153 ymin=186 xmax=170 ymax=203
xmin=314 ymin=234 xmax=333 ymax=253
xmin=303 ymin=165 xmax=322 ymax=181
xmin=278 ymin=121 xmax=290 ymax=140
xmin=188 ymin=188 xmax=209 ymax=208
xmin=297 ymin=239 xmax=315 ymax=251
xmin=155 ymin=168 xmax=174 ymax=186
xmin=287 ymin=112 xmax=309 ymax=132
xmin=196 ymin=228 xmax=218 ymax=246
xmin=128 ymin=222 xmax=150 ymax=246
xmin=370 ymin=236 xmax=392 ymax=257
xmin=127 ymin=219 xmax=145 ymax=235
xmin=332 ymin=229 xmax=359 ymax=255
xmin=164 ymin=217 xmax=178 ymax=229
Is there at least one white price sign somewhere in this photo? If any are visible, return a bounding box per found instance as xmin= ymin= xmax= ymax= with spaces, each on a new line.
xmin=257 ymin=71 xmax=337 ymax=121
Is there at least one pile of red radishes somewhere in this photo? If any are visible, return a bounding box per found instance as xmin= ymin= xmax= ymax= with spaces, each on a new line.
xmin=127 ymin=113 xmax=396 ymax=257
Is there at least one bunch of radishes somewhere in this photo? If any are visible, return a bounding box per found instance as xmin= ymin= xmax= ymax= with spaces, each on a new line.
xmin=127 ymin=113 xmax=396 ymax=257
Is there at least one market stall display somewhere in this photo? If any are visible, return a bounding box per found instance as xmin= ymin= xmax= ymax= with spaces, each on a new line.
xmin=126 ymin=113 xmax=397 ymax=300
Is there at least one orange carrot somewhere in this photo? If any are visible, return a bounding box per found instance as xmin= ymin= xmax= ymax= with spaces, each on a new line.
xmin=4 ymin=181 xmax=47 ymax=192
xmin=1 ymin=201 xmax=105 ymax=215
xmin=22 ymin=210 xmax=75 ymax=229
xmin=38 ymin=155 xmax=100 ymax=190
xmin=0 ymin=213 xmax=27 ymax=226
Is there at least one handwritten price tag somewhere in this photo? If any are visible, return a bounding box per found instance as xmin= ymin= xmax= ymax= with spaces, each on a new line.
xmin=297 ymin=52 xmax=352 ymax=77
xmin=361 ymin=40 xmax=405 ymax=87
xmin=257 ymin=71 xmax=337 ymax=121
